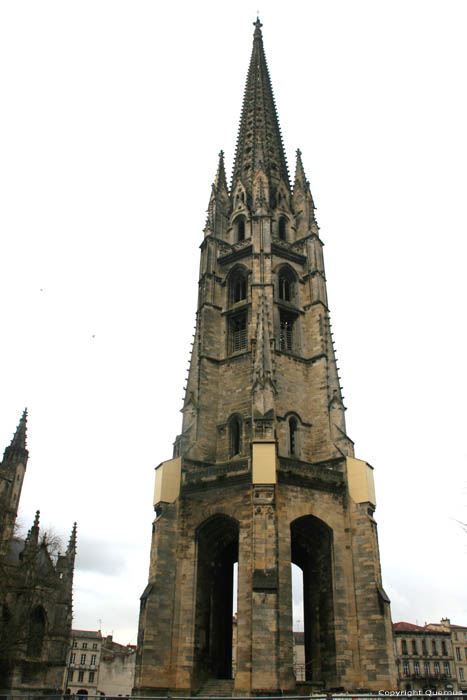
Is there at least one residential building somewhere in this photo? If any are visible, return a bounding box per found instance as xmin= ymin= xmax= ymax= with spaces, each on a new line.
xmin=66 ymin=630 xmax=102 ymax=695
xmin=65 ymin=630 xmax=136 ymax=696
xmin=427 ymin=619 xmax=467 ymax=693
xmin=134 ymin=17 xmax=396 ymax=696
xmin=0 ymin=411 xmax=76 ymax=694
xmin=394 ymin=620 xmax=457 ymax=692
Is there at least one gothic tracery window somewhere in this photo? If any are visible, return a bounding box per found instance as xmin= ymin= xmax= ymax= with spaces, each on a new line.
xmin=277 ymin=266 xmax=296 ymax=303
xmin=27 ymin=606 xmax=46 ymax=658
xmin=231 ymin=270 xmax=247 ymax=304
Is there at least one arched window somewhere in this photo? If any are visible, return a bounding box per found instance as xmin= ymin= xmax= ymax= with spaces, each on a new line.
xmin=230 ymin=416 xmax=242 ymax=456
xmin=234 ymin=216 xmax=246 ymax=242
xmin=231 ymin=271 xmax=247 ymax=304
xmin=278 ymin=267 xmax=296 ymax=303
xmin=289 ymin=417 xmax=298 ymax=456
xmin=27 ymin=606 xmax=46 ymax=657
xmin=278 ymin=216 xmax=287 ymax=241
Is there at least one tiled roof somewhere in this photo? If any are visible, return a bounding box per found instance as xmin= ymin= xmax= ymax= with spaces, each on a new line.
xmin=393 ymin=621 xmax=449 ymax=635
xmin=72 ymin=629 xmax=102 ymax=639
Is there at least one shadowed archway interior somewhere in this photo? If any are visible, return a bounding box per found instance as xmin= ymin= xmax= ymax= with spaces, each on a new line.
xmin=291 ymin=515 xmax=336 ymax=684
xmin=194 ymin=515 xmax=239 ymax=681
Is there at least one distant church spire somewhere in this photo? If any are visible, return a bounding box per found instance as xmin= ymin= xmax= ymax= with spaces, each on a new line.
xmin=232 ymin=18 xmax=289 ymax=199
xmin=2 ymin=408 xmax=28 ymax=463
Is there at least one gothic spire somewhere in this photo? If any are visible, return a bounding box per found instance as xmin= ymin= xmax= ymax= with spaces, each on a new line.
xmin=292 ymin=149 xmax=318 ymax=236
xmin=213 ymin=150 xmax=228 ymax=194
xmin=2 ymin=408 xmax=28 ymax=464
xmin=24 ymin=509 xmax=40 ymax=549
xmin=205 ymin=151 xmax=230 ymax=237
xmin=232 ymin=18 xmax=289 ymax=199
xmin=67 ymin=522 xmax=77 ymax=559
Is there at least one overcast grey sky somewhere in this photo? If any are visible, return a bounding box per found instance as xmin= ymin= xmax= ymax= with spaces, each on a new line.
xmin=1 ymin=0 xmax=466 ymax=644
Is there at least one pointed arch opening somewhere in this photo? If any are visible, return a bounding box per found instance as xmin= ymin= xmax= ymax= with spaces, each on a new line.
xmin=234 ymin=216 xmax=246 ymax=243
xmin=278 ymin=216 xmax=288 ymax=241
xmin=291 ymin=516 xmax=336 ymax=684
xmin=229 ymin=415 xmax=243 ymax=457
xmin=27 ymin=605 xmax=46 ymax=658
xmin=194 ymin=515 xmax=239 ymax=682
xmin=229 ymin=266 xmax=248 ymax=305
xmin=289 ymin=416 xmax=298 ymax=456
xmin=278 ymin=266 xmax=296 ymax=302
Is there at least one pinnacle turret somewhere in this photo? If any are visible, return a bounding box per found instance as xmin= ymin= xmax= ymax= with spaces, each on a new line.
xmin=213 ymin=150 xmax=228 ymax=194
xmin=232 ymin=18 xmax=289 ymax=200
xmin=67 ymin=522 xmax=77 ymax=559
xmin=292 ymin=148 xmax=318 ymax=236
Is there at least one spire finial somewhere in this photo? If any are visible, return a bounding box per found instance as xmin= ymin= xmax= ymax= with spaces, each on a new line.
xmin=253 ymin=17 xmax=263 ymax=38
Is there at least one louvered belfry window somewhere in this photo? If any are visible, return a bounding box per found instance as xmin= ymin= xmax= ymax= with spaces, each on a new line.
xmin=230 ymin=313 xmax=247 ymax=352
xmin=279 ymin=311 xmax=295 ymax=352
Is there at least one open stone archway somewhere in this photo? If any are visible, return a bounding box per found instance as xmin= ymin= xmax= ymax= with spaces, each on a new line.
xmin=194 ymin=515 xmax=239 ymax=681
xmin=291 ymin=515 xmax=336 ymax=684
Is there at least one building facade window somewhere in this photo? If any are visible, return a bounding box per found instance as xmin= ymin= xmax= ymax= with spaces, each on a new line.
xmin=401 ymin=639 xmax=408 ymax=655
xmin=422 ymin=639 xmax=428 ymax=655
xmin=434 ymin=661 xmax=440 ymax=676
xmin=403 ymin=661 xmax=410 ymax=677
xmin=92 ymin=643 xmax=98 ymax=650
xmin=412 ymin=640 xmax=418 ymax=655
xmin=279 ymin=311 xmax=296 ymax=352
xmin=89 ymin=671 xmax=95 ymax=683
xmin=80 ymin=654 xmax=86 ymax=665
xmin=71 ymin=653 xmax=76 ymax=664
xmin=82 ymin=642 xmax=87 ymax=649
xmin=90 ymin=654 xmax=97 ymax=666
xmin=460 ymin=668 xmax=465 ymax=681
xmin=442 ymin=640 xmax=448 ymax=655
xmin=457 ymin=647 xmax=462 ymax=661
xmin=414 ymin=661 xmax=420 ymax=676
xmin=424 ymin=662 xmax=430 ymax=676
xmin=444 ymin=662 xmax=451 ymax=677
xmin=229 ymin=313 xmax=247 ymax=353
xmin=432 ymin=640 xmax=437 ymax=655
xmin=78 ymin=671 xmax=84 ymax=683
xmin=72 ymin=640 xmax=77 ymax=649
xmin=69 ymin=670 xmax=74 ymax=682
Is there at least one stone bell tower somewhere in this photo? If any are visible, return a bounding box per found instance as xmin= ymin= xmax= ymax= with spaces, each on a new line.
xmin=134 ymin=19 xmax=396 ymax=696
